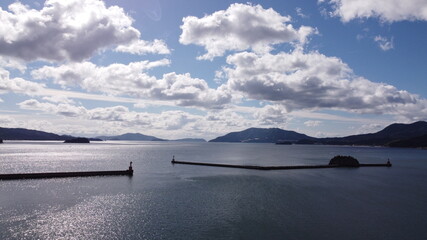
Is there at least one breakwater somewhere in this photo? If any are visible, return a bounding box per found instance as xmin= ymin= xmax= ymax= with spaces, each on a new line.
xmin=0 ymin=162 xmax=133 ymax=180
xmin=171 ymin=158 xmax=392 ymax=171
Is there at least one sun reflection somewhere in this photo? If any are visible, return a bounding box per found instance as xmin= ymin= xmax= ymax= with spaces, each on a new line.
xmin=12 ymin=194 xmax=139 ymax=239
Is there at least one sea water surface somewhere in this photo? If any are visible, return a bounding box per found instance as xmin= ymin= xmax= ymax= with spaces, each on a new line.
xmin=0 ymin=141 xmax=426 ymax=240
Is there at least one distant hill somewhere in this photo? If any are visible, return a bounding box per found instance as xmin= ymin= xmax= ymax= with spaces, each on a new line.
xmin=0 ymin=127 xmax=71 ymax=140
xmin=208 ymin=121 xmax=427 ymax=148
xmin=96 ymin=133 xmax=165 ymax=141
xmin=388 ymin=134 xmax=427 ymax=148
xmin=2 ymin=121 xmax=427 ymax=148
xmin=320 ymin=121 xmax=427 ymax=146
xmin=0 ymin=127 xmax=193 ymax=142
xmin=209 ymin=128 xmax=314 ymax=143
xmin=170 ymin=138 xmax=206 ymax=142
xmin=0 ymin=127 xmax=102 ymax=141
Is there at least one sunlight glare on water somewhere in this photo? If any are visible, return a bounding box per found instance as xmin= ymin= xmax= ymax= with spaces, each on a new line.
xmin=1 ymin=141 xmax=427 ymax=240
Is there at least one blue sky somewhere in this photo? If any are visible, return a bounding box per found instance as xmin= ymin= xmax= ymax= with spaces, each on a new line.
xmin=1 ymin=0 xmax=426 ymax=140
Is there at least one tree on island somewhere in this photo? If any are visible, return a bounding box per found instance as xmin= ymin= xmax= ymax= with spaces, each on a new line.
xmin=329 ymin=155 xmax=360 ymax=167
xmin=64 ymin=137 xmax=90 ymax=143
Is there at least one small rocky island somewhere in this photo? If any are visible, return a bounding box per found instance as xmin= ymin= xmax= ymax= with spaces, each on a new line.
xmin=64 ymin=137 xmax=90 ymax=143
xmin=0 ymin=139 xmax=3 ymax=143
xmin=329 ymin=155 xmax=360 ymax=167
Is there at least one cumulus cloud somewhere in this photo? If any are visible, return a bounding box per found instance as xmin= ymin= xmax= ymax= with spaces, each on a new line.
xmin=115 ymin=39 xmax=171 ymax=55
xmin=0 ymin=68 xmax=45 ymax=95
xmin=374 ymin=35 xmax=394 ymax=51
xmin=223 ymin=50 xmax=427 ymax=120
xmin=205 ymin=110 xmax=253 ymax=129
xmin=16 ymin=99 xmax=204 ymax=132
xmin=354 ymin=123 xmax=383 ymax=134
xmin=151 ymin=73 xmax=232 ymax=108
xmin=18 ymin=99 xmax=87 ymax=117
xmin=179 ymin=3 xmax=315 ymax=60
xmin=15 ymin=98 xmax=253 ymax=139
xmin=296 ymin=7 xmax=309 ymax=19
xmin=0 ymin=57 xmax=26 ymax=72
xmin=0 ymin=116 xmax=14 ymax=124
xmin=32 ymin=61 xmax=232 ymax=109
xmin=322 ymin=0 xmax=427 ymax=22
xmin=42 ymin=95 xmax=75 ymax=104
xmin=304 ymin=120 xmax=322 ymax=127
xmin=0 ymin=0 xmax=169 ymax=62
xmin=254 ymin=105 xmax=290 ymax=126
xmin=32 ymin=60 xmax=170 ymax=90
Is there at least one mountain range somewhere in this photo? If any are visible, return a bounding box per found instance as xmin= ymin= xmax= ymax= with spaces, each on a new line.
xmin=1 ymin=121 xmax=426 ymax=148
xmin=96 ymin=133 xmax=165 ymax=141
xmin=95 ymin=133 xmax=206 ymax=142
xmin=0 ymin=127 xmax=74 ymax=141
xmin=209 ymin=121 xmax=427 ymax=148
xmin=319 ymin=121 xmax=427 ymax=146
xmin=209 ymin=128 xmax=314 ymax=143
xmin=0 ymin=128 xmax=206 ymax=142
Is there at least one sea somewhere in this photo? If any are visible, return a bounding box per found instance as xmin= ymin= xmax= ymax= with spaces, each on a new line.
xmin=0 ymin=141 xmax=426 ymax=240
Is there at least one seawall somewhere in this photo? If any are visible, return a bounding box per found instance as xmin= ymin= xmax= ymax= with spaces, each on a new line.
xmin=171 ymin=160 xmax=391 ymax=171
xmin=0 ymin=163 xmax=134 ymax=180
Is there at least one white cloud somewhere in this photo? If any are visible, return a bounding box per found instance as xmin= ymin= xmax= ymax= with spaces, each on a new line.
xmin=296 ymin=7 xmax=309 ymax=18
xmin=32 ymin=60 xmax=170 ymax=91
xmin=179 ymin=3 xmax=315 ymax=60
xmin=115 ymin=39 xmax=171 ymax=55
xmin=205 ymin=109 xmax=253 ymax=129
xmin=0 ymin=0 xmax=168 ymax=62
xmin=32 ymin=61 xmax=232 ymax=109
xmin=254 ymin=104 xmax=290 ymax=126
xmin=374 ymin=35 xmax=394 ymax=51
xmin=323 ymin=0 xmax=427 ymax=22
xmin=354 ymin=123 xmax=383 ymax=134
xmin=15 ymin=99 xmax=207 ymax=136
xmin=152 ymin=72 xmax=232 ymax=109
xmin=42 ymin=95 xmax=75 ymax=104
xmin=0 ymin=116 xmax=13 ymax=124
xmin=0 ymin=57 xmax=26 ymax=72
xmin=304 ymin=120 xmax=322 ymax=127
xmin=18 ymin=99 xmax=87 ymax=117
xmin=17 ymin=99 xmax=146 ymax=125
xmin=223 ymin=50 xmax=427 ymax=120
xmin=0 ymin=68 xmax=45 ymax=95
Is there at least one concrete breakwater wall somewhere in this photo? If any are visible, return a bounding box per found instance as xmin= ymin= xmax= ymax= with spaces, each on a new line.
xmin=0 ymin=162 xmax=134 ymax=180
xmin=171 ymin=158 xmax=391 ymax=171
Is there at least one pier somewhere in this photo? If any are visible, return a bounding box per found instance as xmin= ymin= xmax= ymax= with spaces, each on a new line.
xmin=0 ymin=162 xmax=134 ymax=180
xmin=171 ymin=157 xmax=391 ymax=171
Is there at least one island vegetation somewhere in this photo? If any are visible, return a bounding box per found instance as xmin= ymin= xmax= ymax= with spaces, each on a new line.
xmin=64 ymin=138 xmax=90 ymax=143
xmin=329 ymin=155 xmax=360 ymax=167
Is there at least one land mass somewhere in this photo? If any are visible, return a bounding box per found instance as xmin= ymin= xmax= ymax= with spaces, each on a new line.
xmin=209 ymin=121 xmax=427 ymax=148
xmin=318 ymin=121 xmax=427 ymax=147
xmin=170 ymin=138 xmax=207 ymax=142
xmin=0 ymin=127 xmax=101 ymax=141
xmin=96 ymin=133 xmax=165 ymax=141
xmin=64 ymin=137 xmax=90 ymax=143
xmin=96 ymin=134 xmax=206 ymax=142
xmin=388 ymin=134 xmax=427 ymax=148
xmin=0 ymin=128 xmax=204 ymax=142
xmin=1 ymin=121 xmax=426 ymax=148
xmin=209 ymin=128 xmax=314 ymax=143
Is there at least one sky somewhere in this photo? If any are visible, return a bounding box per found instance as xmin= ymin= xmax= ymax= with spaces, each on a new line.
xmin=0 ymin=0 xmax=427 ymax=140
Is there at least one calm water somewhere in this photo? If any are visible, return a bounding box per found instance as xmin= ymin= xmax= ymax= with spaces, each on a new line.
xmin=1 ymin=141 xmax=426 ymax=240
